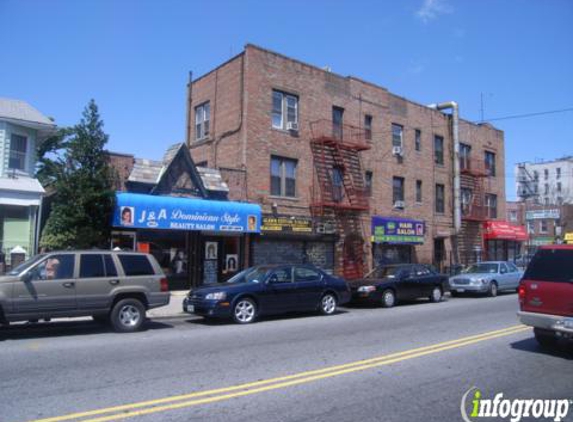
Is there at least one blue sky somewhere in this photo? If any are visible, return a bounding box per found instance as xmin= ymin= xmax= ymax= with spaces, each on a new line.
xmin=1 ymin=0 xmax=571 ymax=200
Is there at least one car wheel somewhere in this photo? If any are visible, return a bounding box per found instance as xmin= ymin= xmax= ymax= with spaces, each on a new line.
xmin=319 ymin=293 xmax=337 ymax=315
xmin=92 ymin=314 xmax=109 ymax=325
xmin=110 ymin=299 xmax=146 ymax=333
xmin=429 ymin=286 xmax=443 ymax=303
xmin=381 ymin=289 xmax=396 ymax=308
xmin=488 ymin=282 xmax=498 ymax=298
xmin=534 ymin=328 xmax=558 ymax=348
xmin=233 ymin=298 xmax=257 ymax=324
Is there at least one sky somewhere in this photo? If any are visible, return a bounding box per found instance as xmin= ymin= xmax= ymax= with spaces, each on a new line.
xmin=1 ymin=0 xmax=572 ymax=200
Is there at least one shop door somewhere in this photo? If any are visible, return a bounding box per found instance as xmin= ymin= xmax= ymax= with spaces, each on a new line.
xmin=433 ymin=238 xmax=445 ymax=272
xmin=202 ymin=238 xmax=222 ymax=285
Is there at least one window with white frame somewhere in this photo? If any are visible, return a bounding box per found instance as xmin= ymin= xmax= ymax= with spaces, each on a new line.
xmin=508 ymin=210 xmax=518 ymax=222
xmin=392 ymin=123 xmax=403 ymax=148
xmin=527 ymin=221 xmax=534 ymax=234
xmin=195 ymin=102 xmax=210 ymax=140
xmin=485 ymin=194 xmax=498 ymax=218
xmin=9 ymin=134 xmax=27 ymax=171
xmin=272 ymin=90 xmax=298 ymax=130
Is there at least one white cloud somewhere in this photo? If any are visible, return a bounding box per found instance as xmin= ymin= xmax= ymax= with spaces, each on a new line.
xmin=416 ymin=0 xmax=453 ymax=23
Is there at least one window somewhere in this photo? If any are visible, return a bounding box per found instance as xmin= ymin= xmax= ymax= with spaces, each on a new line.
xmin=364 ymin=115 xmax=372 ymax=140
xmin=533 ymin=171 xmax=539 ymax=181
xmin=557 ymin=196 xmax=563 ymax=205
xmin=540 ymin=220 xmax=548 ymax=233
xmin=416 ymin=180 xmax=422 ymax=203
xmin=415 ymin=129 xmax=421 ymax=151
xmin=460 ymin=143 xmax=472 ymax=171
xmin=80 ymin=254 xmax=105 ymax=278
xmin=295 ymin=266 xmax=321 ymax=282
xmin=435 ymin=184 xmax=445 ymax=213
xmin=557 ymin=182 xmax=562 ymax=192
xmin=270 ymin=156 xmax=297 ymax=197
xmin=484 ymin=151 xmax=496 ymax=176
xmin=392 ymin=124 xmax=403 ymax=148
xmin=434 ymin=135 xmax=444 ymax=165
xmin=332 ymin=106 xmax=344 ymax=139
xmin=544 ymin=183 xmax=549 ymax=195
xmin=104 ymin=255 xmax=118 ymax=277
xmin=9 ymin=134 xmax=27 ymax=170
xmin=544 ymin=168 xmax=549 ymax=180
xmin=35 ymin=254 xmax=75 ymax=281
xmin=556 ymin=167 xmax=561 ymax=179
xmin=365 ymin=171 xmax=373 ymax=196
xmin=507 ymin=262 xmax=519 ymax=273
xmin=523 ymin=249 xmax=573 ymax=283
xmin=392 ymin=177 xmax=404 ymax=205
xmin=509 ymin=210 xmax=518 ymax=222
xmin=270 ymin=268 xmax=292 ymax=283
xmin=331 ymin=167 xmax=344 ymax=202
xmin=118 ymin=255 xmax=154 ymax=276
xmin=544 ymin=197 xmax=549 ymax=206
xmin=461 ymin=188 xmax=472 ymax=215
xmin=527 ymin=221 xmax=534 ymax=234
xmin=485 ymin=194 xmax=498 ymax=218
xmin=272 ymin=90 xmax=298 ymax=130
xmin=195 ymin=102 xmax=210 ymax=140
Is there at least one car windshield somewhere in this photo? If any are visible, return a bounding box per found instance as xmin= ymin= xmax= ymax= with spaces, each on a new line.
xmin=463 ymin=263 xmax=499 ymax=274
xmin=368 ymin=266 xmax=403 ymax=279
xmin=226 ymin=266 xmax=272 ymax=284
xmin=7 ymin=254 xmax=46 ymax=276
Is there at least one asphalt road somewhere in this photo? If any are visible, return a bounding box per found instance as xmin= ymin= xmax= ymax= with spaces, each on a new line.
xmin=1 ymin=293 xmax=572 ymax=422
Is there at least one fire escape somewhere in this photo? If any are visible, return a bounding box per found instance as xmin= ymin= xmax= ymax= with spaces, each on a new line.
xmin=459 ymin=156 xmax=490 ymax=264
xmin=309 ymin=119 xmax=370 ymax=280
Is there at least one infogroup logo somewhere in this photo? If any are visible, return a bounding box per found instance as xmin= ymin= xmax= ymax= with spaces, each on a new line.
xmin=461 ymin=387 xmax=571 ymax=422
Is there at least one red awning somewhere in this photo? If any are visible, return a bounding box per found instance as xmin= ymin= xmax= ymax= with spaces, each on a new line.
xmin=483 ymin=221 xmax=528 ymax=241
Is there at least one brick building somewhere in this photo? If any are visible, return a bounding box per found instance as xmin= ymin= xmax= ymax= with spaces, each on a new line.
xmin=187 ymin=44 xmax=507 ymax=277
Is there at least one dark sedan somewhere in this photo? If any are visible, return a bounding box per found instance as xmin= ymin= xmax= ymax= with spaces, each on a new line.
xmin=349 ymin=264 xmax=449 ymax=307
xmin=183 ymin=265 xmax=351 ymax=323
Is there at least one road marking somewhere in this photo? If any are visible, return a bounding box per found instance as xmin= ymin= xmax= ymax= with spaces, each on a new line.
xmin=27 ymin=325 xmax=529 ymax=422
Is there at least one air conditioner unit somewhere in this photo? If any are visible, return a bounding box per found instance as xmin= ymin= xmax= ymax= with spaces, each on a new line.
xmin=316 ymin=223 xmax=326 ymax=234
xmin=315 ymin=221 xmax=336 ymax=234
xmin=393 ymin=200 xmax=405 ymax=209
xmin=286 ymin=122 xmax=299 ymax=131
xmin=392 ymin=146 xmax=403 ymax=156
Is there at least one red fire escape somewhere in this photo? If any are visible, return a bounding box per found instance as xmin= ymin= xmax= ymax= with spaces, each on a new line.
xmin=460 ymin=157 xmax=489 ymax=221
xmin=309 ymin=120 xmax=370 ymax=280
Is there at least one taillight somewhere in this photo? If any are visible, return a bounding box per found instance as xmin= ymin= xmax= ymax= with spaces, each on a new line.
xmin=160 ymin=277 xmax=169 ymax=292
xmin=518 ymin=283 xmax=526 ymax=307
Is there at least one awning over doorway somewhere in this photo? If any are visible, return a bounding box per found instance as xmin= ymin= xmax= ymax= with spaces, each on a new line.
xmin=113 ymin=192 xmax=261 ymax=233
xmin=483 ymin=221 xmax=528 ymax=241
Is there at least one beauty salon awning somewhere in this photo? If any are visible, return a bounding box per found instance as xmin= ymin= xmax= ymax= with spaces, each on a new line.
xmin=113 ymin=192 xmax=261 ymax=233
xmin=483 ymin=221 xmax=528 ymax=241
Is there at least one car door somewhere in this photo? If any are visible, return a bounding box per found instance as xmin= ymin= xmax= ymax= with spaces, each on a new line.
xmin=12 ymin=253 xmax=77 ymax=315
xmin=498 ymin=263 xmax=510 ymax=290
xmin=75 ymin=253 xmax=118 ymax=312
xmin=396 ymin=266 xmax=418 ymax=300
xmin=412 ymin=265 xmax=434 ymax=297
xmin=294 ymin=266 xmax=324 ymax=310
xmin=506 ymin=262 xmax=522 ymax=289
xmin=259 ymin=267 xmax=297 ymax=314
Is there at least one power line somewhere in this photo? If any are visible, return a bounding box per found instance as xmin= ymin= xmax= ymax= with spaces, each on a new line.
xmin=478 ymin=107 xmax=573 ymax=123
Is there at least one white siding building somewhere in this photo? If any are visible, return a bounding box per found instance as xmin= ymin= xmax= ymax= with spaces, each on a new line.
xmin=516 ymin=157 xmax=573 ymax=205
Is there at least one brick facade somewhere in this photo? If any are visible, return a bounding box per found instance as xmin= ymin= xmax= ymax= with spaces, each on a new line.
xmin=187 ymin=44 xmax=506 ymax=274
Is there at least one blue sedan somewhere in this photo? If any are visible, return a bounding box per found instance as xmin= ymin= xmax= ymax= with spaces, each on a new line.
xmin=449 ymin=261 xmax=524 ymax=297
xmin=183 ymin=265 xmax=351 ymax=323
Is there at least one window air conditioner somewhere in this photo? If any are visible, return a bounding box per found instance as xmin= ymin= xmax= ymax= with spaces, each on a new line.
xmin=393 ymin=200 xmax=405 ymax=209
xmin=392 ymin=146 xmax=403 ymax=156
xmin=286 ymin=122 xmax=299 ymax=131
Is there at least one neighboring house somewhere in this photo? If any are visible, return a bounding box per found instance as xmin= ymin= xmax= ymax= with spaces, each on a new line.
xmin=0 ymin=98 xmax=56 ymax=269
xmin=516 ymin=156 xmax=573 ymax=205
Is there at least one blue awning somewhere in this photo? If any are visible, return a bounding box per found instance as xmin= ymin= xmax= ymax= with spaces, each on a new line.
xmin=113 ymin=192 xmax=261 ymax=234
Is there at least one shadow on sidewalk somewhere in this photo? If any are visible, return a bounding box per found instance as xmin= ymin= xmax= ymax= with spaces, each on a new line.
xmin=510 ymin=337 xmax=573 ymax=360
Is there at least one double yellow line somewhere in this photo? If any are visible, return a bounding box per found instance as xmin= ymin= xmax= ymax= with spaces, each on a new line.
xmin=28 ymin=324 xmax=529 ymax=422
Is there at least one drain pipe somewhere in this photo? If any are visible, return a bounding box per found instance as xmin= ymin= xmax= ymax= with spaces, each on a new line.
xmin=428 ymin=101 xmax=460 ymax=266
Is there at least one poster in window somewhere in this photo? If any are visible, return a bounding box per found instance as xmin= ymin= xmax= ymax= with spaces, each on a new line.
xmin=205 ymin=242 xmax=218 ymax=260
xmin=225 ymin=254 xmax=238 ymax=273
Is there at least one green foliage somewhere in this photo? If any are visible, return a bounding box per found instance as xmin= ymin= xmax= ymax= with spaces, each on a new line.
xmin=38 ymin=100 xmax=116 ymax=250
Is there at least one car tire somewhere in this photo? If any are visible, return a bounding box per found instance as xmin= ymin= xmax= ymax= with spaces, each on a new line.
xmin=429 ymin=286 xmax=443 ymax=303
xmin=488 ymin=282 xmax=498 ymax=298
xmin=534 ymin=328 xmax=558 ymax=348
xmin=381 ymin=289 xmax=396 ymax=308
xmin=233 ymin=298 xmax=257 ymax=324
xmin=92 ymin=314 xmax=109 ymax=325
xmin=319 ymin=293 xmax=337 ymax=315
xmin=110 ymin=298 xmax=146 ymax=333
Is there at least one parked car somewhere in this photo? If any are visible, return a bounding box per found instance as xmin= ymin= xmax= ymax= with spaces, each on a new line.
xmin=183 ymin=264 xmax=350 ymax=324
xmin=449 ymin=261 xmax=523 ymax=297
xmin=349 ymin=264 xmax=449 ymax=308
xmin=0 ymin=251 xmax=170 ymax=332
xmin=517 ymin=245 xmax=573 ymax=347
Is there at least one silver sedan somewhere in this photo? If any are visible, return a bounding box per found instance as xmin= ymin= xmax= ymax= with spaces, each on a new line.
xmin=449 ymin=261 xmax=524 ymax=297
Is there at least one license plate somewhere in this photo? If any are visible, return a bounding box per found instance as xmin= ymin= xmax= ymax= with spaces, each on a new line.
xmin=186 ymin=304 xmax=195 ymax=313
xmin=456 ymin=289 xmax=465 ymax=293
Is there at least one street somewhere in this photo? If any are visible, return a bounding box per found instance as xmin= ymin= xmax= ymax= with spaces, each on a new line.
xmin=1 ymin=293 xmax=572 ymax=422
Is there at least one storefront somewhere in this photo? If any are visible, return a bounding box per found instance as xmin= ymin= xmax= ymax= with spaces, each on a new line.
xmin=251 ymin=215 xmax=336 ymax=273
xmin=112 ymin=192 xmax=261 ymax=289
xmin=371 ymin=217 xmax=425 ymax=266
xmin=483 ymin=221 xmax=528 ymax=261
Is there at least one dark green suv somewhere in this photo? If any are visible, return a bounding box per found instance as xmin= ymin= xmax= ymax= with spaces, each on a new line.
xmin=0 ymin=251 xmax=170 ymax=332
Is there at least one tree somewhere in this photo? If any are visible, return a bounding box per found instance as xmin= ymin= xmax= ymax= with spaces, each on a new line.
xmin=38 ymin=100 xmax=116 ymax=250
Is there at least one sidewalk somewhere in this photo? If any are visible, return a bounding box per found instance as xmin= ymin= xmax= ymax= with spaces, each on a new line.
xmin=147 ymin=291 xmax=189 ymax=319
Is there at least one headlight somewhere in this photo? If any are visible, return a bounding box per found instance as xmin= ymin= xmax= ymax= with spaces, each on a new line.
xmin=358 ymin=285 xmax=376 ymax=293
xmin=471 ymin=278 xmax=487 ymax=285
xmin=205 ymin=292 xmax=227 ymax=300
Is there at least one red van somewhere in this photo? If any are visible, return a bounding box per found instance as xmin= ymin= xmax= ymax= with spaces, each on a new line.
xmin=517 ymin=245 xmax=573 ymax=347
